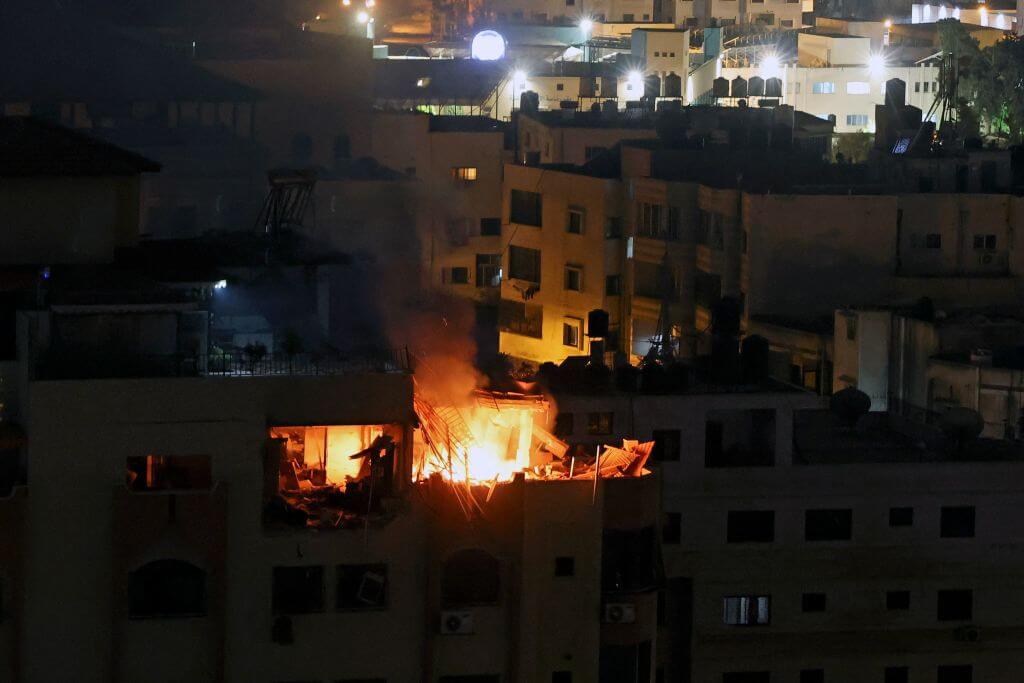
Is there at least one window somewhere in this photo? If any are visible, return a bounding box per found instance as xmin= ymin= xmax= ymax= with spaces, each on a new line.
xmin=510 ymin=189 xmax=542 ymax=226
xmin=637 ymin=203 xmax=665 ymax=238
xmin=846 ymin=114 xmax=869 ymax=127
xmin=937 ymin=589 xmax=973 ymax=621
xmin=941 ymin=506 xmax=975 ymax=538
xmin=805 ymin=509 xmax=852 ymax=541
xmin=723 ymin=596 xmax=770 ymax=625
xmin=554 ymin=557 xmax=575 ymax=577
xmin=884 ymin=667 xmax=909 ymax=683
xmin=442 ymin=549 xmax=501 ymax=606
xmin=563 ymin=319 xmax=582 ymax=348
xmin=556 ymin=83 xmax=565 ymax=91
xmin=654 ymin=51 xmax=661 ymax=57
xmin=663 ymin=512 xmax=682 ymax=543
xmin=587 ymin=412 xmax=614 ymax=435
xmin=564 ymin=208 xmax=586 ymax=235
xmin=605 ymin=216 xmax=623 ymax=238
xmin=800 ymin=670 xmax=824 ymax=683
xmin=452 ymin=166 xmax=478 ymax=181
xmin=476 ymin=254 xmax=501 ymax=287
xmin=273 ymin=566 xmax=324 ymax=614
xmin=727 ymin=511 xmax=775 ymax=543
xmin=509 ymin=245 xmax=541 ymax=283
xmin=933 ymin=81 xmax=938 ymax=91
xmin=794 ymin=81 xmax=801 ymax=93
xmin=585 ymin=145 xmax=608 ymax=160
xmin=336 ymin=564 xmax=387 ymax=609
xmin=922 ymin=82 xmax=930 ymax=93
xmin=845 ymin=82 xmax=870 ymax=95
xmin=499 ymin=300 xmax=543 ymax=338
xmin=781 ymin=19 xmax=793 ymax=26
xmin=447 ymin=267 xmax=469 ymax=285
xmin=564 ymin=265 xmax=583 ymax=291
xmin=666 ymin=206 xmax=681 ymax=239
xmin=129 ymin=559 xmax=207 ymax=618
xmin=887 ymin=590 xmax=911 ymax=610
xmin=812 ymin=81 xmax=835 ymax=94
xmin=915 ymin=82 xmax=921 ymax=93
xmin=652 ymin=429 xmax=681 ymax=461
xmin=602 ymin=526 xmax=655 ymax=592
xmin=605 ymin=275 xmax=622 ymax=296
xmin=126 ymin=454 xmax=212 ymax=491
xmin=889 ymin=507 xmax=913 ymax=527
xmin=973 ymin=234 xmax=997 ymax=250
xmin=801 ymin=593 xmax=827 ymax=612
xmin=480 ymin=217 xmax=501 ymax=236
xmin=623 ymin=13 xmax=634 ymax=20
xmin=554 ymin=412 xmax=574 ymax=437
xmin=937 ymin=665 xmax=972 ymax=683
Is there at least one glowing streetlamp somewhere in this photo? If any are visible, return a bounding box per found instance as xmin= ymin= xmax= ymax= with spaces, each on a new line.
xmin=760 ymin=52 xmax=781 ymax=79
xmin=626 ymin=70 xmax=643 ymax=97
xmin=580 ymin=18 xmax=594 ymax=35
xmin=356 ymin=10 xmax=369 ymax=22
xmin=868 ymin=52 xmax=886 ymax=79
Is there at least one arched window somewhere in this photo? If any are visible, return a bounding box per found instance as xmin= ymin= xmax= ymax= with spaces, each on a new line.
xmin=128 ymin=559 xmax=207 ymax=618
xmin=441 ymin=549 xmax=500 ymax=606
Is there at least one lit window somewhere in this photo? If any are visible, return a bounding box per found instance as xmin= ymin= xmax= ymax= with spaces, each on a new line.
xmin=451 ymin=166 xmax=478 ymax=181
xmin=846 ymin=81 xmax=870 ymax=94
xmin=723 ymin=595 xmax=770 ymax=625
xmin=812 ymin=81 xmax=835 ymax=94
xmin=846 ymin=114 xmax=870 ymax=127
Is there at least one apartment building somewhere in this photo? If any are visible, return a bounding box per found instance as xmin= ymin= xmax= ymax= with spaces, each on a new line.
xmin=690 ymin=32 xmax=942 ymax=133
xmin=671 ymin=0 xmax=805 ymax=28
xmin=549 ymin=370 xmax=1024 ymax=683
xmin=486 ymin=0 xmax=658 ymax=24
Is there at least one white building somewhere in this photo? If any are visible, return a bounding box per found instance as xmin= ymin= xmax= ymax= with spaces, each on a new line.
xmin=671 ymin=0 xmax=806 ymax=28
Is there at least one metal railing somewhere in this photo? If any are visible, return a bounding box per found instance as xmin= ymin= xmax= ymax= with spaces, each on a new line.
xmin=34 ymin=347 xmax=409 ymax=380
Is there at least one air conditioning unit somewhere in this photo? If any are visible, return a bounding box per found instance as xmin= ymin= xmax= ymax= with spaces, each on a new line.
xmin=954 ymin=624 xmax=981 ymax=642
xmin=979 ymin=253 xmax=994 ymax=265
xmin=440 ymin=610 xmax=474 ymax=635
xmin=603 ymin=603 xmax=636 ymax=624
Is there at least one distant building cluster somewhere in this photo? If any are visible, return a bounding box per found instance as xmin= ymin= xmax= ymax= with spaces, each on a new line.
xmin=2 ymin=0 xmax=1024 ymax=682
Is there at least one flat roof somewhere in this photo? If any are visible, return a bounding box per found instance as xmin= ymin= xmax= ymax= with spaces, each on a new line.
xmin=0 ymin=117 xmax=161 ymax=177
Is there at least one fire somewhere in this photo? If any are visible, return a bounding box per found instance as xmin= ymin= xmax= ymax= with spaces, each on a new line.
xmin=414 ymin=390 xmax=548 ymax=485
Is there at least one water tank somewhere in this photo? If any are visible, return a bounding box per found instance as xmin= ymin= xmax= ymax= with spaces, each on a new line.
xmin=579 ymin=76 xmax=598 ymax=98
xmin=587 ymin=309 xmax=609 ymax=338
xmin=644 ymin=74 xmax=662 ymax=99
xmin=730 ymin=76 xmax=747 ymax=98
xmin=748 ymin=76 xmax=765 ymax=97
xmin=764 ymin=76 xmax=782 ymax=98
xmin=713 ymin=77 xmax=730 ymax=98
xmin=885 ymin=78 xmax=906 ymax=108
xmin=601 ymin=99 xmax=618 ymax=115
xmin=663 ymin=72 xmax=682 ymax=98
xmin=519 ymin=90 xmax=539 ymax=112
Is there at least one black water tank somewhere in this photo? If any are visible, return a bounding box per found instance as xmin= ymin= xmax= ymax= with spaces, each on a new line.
xmin=588 ymin=309 xmax=609 ymax=338
xmin=765 ymin=76 xmax=782 ymax=97
xmin=748 ymin=76 xmax=765 ymax=96
xmin=713 ymin=77 xmax=730 ymax=98
xmin=731 ymin=76 xmax=747 ymax=98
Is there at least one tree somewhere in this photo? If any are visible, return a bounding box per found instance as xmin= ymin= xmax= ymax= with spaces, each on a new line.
xmin=834 ymin=132 xmax=873 ymax=162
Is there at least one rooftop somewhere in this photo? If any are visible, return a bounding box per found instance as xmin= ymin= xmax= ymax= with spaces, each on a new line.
xmin=0 ymin=118 xmax=161 ymax=177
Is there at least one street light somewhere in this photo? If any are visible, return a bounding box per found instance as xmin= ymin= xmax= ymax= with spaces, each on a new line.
xmin=868 ymin=52 xmax=886 ymax=78
xmin=356 ymin=10 xmax=369 ymax=23
xmin=580 ymin=18 xmax=594 ymax=35
xmin=760 ymin=52 xmax=781 ymax=79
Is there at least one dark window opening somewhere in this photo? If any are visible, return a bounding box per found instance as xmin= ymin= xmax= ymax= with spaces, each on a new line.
xmin=937 ymin=589 xmax=972 ymax=621
xmin=887 ymin=590 xmax=910 ymax=610
xmin=605 ymin=275 xmax=622 ymax=296
xmin=601 ymin=526 xmax=656 ymax=593
xmin=510 ymin=189 xmax=543 ymax=226
xmin=448 ymin=267 xmax=469 ymax=285
xmin=722 ymin=674 xmax=770 ymax=683
xmin=805 ymin=509 xmax=852 ymax=541
xmin=476 ymin=254 xmax=501 ymax=287
xmin=727 ymin=510 xmax=775 ymax=543
xmin=555 ymin=556 xmax=575 ymax=577
xmin=587 ymin=412 xmax=614 ymax=435
xmin=663 ymin=512 xmax=681 ymax=544
xmin=273 ymin=566 xmax=324 ymax=614
xmin=128 ymin=559 xmax=207 ymax=618
xmin=889 ymin=507 xmax=913 ymax=527
xmin=442 ymin=549 xmax=501 ymax=606
xmin=723 ymin=596 xmax=770 ymax=625
xmin=336 ymin=564 xmax=387 ymax=610
xmin=800 ymin=670 xmax=824 ymax=683
xmin=884 ymin=667 xmax=908 ymax=683
xmin=554 ymin=412 xmax=574 ymax=437
xmin=652 ymin=429 xmax=681 ymax=461
xmin=480 ymin=217 xmax=502 ymax=236
xmin=937 ymin=665 xmax=972 ymax=683
xmin=509 ymin=245 xmax=541 ymax=283
xmin=705 ymin=409 xmax=775 ymax=467
xmin=940 ymin=506 xmax=975 ymax=538
xmin=801 ymin=592 xmax=826 ymax=612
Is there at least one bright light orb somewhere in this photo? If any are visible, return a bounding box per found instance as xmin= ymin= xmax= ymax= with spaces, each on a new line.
xmin=580 ymin=18 xmax=594 ymax=34
xmin=626 ymin=70 xmax=644 ymax=95
xmin=342 ymin=0 xmax=351 ymax=5
xmin=471 ymin=30 xmax=507 ymax=61
xmin=356 ymin=10 xmax=369 ymax=22
xmin=760 ymin=53 xmax=781 ymax=78
xmin=868 ymin=53 xmax=886 ymax=77
xmin=513 ymin=69 xmax=528 ymax=90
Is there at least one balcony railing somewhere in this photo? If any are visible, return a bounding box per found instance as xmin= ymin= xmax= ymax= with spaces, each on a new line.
xmin=34 ymin=347 xmax=410 ymax=380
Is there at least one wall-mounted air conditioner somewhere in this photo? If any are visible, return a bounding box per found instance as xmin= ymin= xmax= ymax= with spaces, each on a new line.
xmin=440 ymin=610 xmax=475 ymax=635
xmin=602 ymin=603 xmax=636 ymax=624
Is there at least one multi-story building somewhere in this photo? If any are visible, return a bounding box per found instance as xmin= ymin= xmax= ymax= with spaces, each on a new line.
xmin=670 ymin=0 xmax=806 ymax=28
xmin=690 ymin=32 xmax=943 ymax=133
xmin=549 ymin=364 xmax=1024 ymax=683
